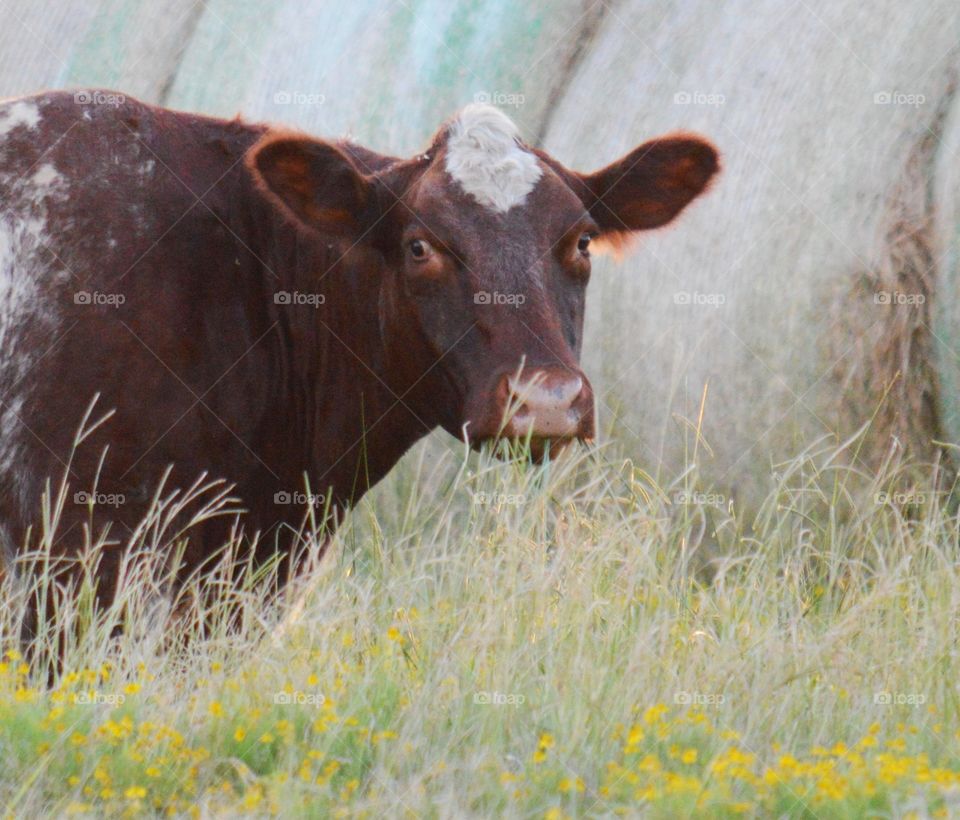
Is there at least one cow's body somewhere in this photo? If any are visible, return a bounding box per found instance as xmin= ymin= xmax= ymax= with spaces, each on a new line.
xmin=0 ymin=90 xmax=717 ymax=609
xmin=0 ymin=92 xmax=424 ymax=581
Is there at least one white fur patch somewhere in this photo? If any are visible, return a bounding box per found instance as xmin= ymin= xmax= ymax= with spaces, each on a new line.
xmin=0 ymin=217 xmax=55 ymax=510
xmin=444 ymin=104 xmax=542 ymax=213
xmin=0 ymin=151 xmax=66 ymax=510
xmin=0 ymin=101 xmax=40 ymax=138
xmin=29 ymin=164 xmax=61 ymax=193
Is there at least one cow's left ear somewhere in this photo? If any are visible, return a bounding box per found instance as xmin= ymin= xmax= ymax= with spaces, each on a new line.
xmin=564 ymin=135 xmax=719 ymax=237
xmin=248 ymin=135 xmax=373 ymax=237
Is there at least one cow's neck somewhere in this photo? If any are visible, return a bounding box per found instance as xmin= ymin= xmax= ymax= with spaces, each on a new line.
xmin=302 ymin=269 xmax=433 ymax=507
xmin=245 ymin=218 xmax=431 ymax=507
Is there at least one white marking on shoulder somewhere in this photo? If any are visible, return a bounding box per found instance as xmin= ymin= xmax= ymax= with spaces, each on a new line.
xmin=16 ymin=163 xmax=68 ymax=211
xmin=30 ymin=163 xmax=60 ymax=190
xmin=0 ymin=215 xmax=59 ymax=503
xmin=0 ymin=101 xmax=40 ymax=138
xmin=444 ymin=104 xmax=542 ymax=213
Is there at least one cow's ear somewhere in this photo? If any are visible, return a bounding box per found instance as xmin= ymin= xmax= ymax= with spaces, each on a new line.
xmin=248 ymin=135 xmax=372 ymax=236
xmin=572 ymin=135 xmax=719 ymax=237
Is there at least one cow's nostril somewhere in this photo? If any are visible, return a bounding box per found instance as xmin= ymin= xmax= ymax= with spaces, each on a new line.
xmin=501 ymin=371 xmax=590 ymax=439
xmin=508 ymin=374 xmax=582 ymax=410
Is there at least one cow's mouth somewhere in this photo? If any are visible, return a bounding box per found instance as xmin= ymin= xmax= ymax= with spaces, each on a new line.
xmin=458 ymin=367 xmax=596 ymax=460
xmin=468 ymin=433 xmax=583 ymax=463
xmin=521 ymin=436 xmax=579 ymax=463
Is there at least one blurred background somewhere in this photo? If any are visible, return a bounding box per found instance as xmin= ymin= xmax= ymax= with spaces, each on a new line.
xmin=2 ymin=0 xmax=959 ymax=504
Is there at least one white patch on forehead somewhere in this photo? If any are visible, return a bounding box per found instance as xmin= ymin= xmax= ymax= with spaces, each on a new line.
xmin=444 ymin=104 xmax=542 ymax=213
xmin=0 ymin=101 xmax=40 ymax=137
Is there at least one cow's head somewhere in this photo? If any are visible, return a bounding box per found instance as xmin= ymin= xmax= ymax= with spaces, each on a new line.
xmin=249 ymin=105 xmax=718 ymax=458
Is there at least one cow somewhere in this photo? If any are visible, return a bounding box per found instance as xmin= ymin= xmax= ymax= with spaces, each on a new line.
xmin=0 ymin=90 xmax=718 ymax=614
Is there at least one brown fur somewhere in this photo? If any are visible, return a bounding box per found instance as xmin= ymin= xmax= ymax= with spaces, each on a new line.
xmin=0 ymin=91 xmax=717 ymax=612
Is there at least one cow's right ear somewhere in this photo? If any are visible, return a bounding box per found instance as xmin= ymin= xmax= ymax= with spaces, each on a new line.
xmin=248 ymin=135 xmax=372 ymax=237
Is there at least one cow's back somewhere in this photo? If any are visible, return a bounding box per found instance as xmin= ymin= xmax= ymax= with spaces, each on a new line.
xmin=0 ymin=91 xmax=275 ymax=566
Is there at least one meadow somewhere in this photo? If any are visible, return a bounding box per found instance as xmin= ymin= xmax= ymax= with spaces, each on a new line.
xmin=1 ymin=431 xmax=959 ymax=818
xmin=1 ymin=1 xmax=958 ymax=817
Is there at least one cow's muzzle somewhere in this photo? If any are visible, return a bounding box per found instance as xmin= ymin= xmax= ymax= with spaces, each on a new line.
xmin=467 ymin=367 xmax=595 ymax=459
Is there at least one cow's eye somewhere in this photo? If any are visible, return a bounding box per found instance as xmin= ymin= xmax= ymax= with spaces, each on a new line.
xmin=577 ymin=233 xmax=593 ymax=255
xmin=408 ymin=238 xmax=434 ymax=261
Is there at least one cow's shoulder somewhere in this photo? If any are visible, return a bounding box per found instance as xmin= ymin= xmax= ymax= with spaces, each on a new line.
xmin=1 ymin=89 xmax=146 ymax=140
xmin=2 ymin=89 xmax=266 ymax=176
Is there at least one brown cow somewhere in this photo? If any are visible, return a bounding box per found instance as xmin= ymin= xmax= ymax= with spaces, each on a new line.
xmin=0 ymin=90 xmax=717 ymax=611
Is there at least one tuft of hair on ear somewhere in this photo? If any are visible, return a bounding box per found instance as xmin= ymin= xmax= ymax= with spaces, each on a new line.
xmin=590 ymin=230 xmax=638 ymax=260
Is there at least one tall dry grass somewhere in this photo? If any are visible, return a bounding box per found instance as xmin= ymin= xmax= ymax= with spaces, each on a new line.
xmin=1 ymin=431 xmax=959 ymax=817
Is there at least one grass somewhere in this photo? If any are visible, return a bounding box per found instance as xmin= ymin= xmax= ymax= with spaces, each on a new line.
xmin=2 ymin=432 xmax=960 ymax=818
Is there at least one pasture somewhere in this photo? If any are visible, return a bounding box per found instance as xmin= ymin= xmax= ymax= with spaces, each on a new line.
xmin=1 ymin=437 xmax=958 ymax=817
xmin=2 ymin=1 xmax=960 ymax=818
